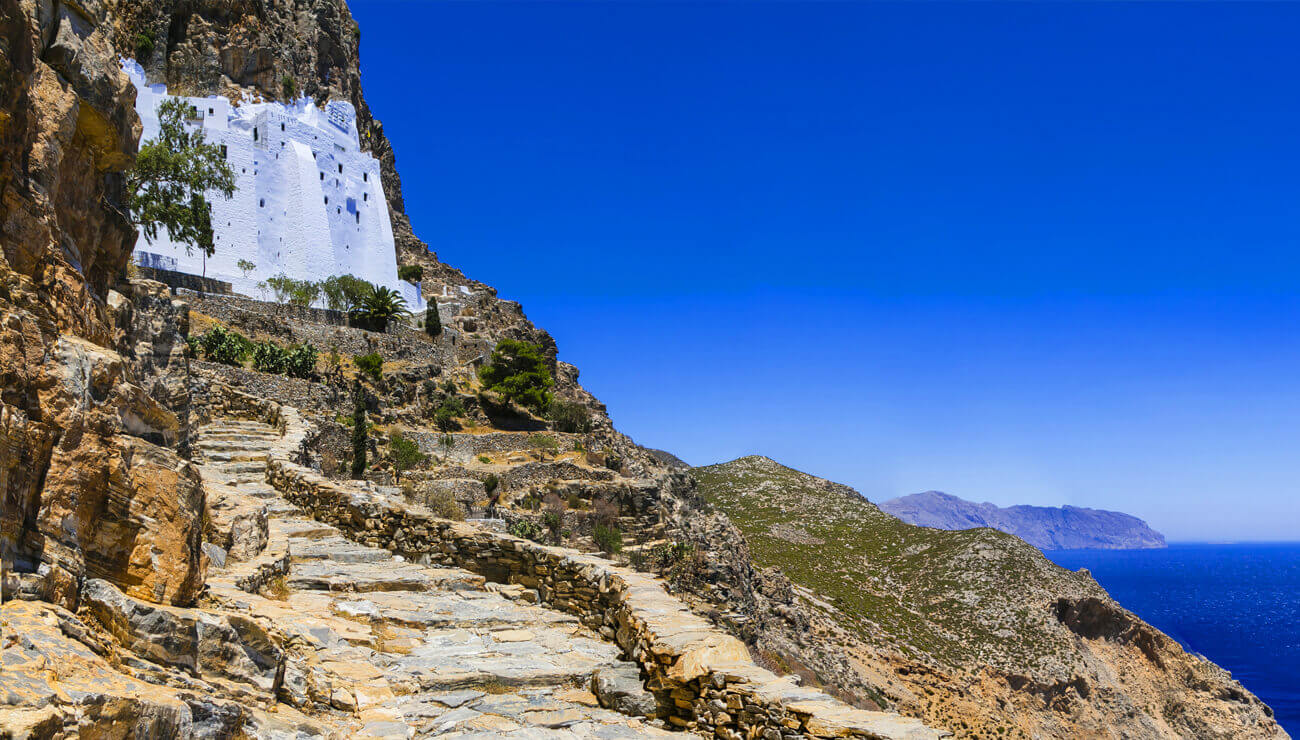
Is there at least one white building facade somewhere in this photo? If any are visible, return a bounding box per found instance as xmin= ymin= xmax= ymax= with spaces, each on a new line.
xmin=123 ymin=60 xmax=424 ymax=311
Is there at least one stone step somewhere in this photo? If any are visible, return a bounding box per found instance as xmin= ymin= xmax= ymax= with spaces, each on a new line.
xmin=272 ymin=518 xmax=339 ymax=541
xmin=287 ymin=561 xmax=444 ymax=593
xmin=199 ymin=451 xmax=270 ymax=464
xmin=290 ymin=536 xmax=393 ymax=564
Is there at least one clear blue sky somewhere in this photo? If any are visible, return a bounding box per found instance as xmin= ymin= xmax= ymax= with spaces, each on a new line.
xmin=350 ymin=1 xmax=1300 ymax=542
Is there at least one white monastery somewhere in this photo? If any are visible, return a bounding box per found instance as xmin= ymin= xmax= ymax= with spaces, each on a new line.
xmin=123 ymin=60 xmax=425 ymax=311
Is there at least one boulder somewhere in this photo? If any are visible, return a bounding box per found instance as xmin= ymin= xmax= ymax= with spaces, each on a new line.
xmin=591 ymin=663 xmax=657 ymax=717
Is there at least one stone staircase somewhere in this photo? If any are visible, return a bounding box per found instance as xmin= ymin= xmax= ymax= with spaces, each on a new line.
xmin=195 ymin=418 xmax=675 ymax=739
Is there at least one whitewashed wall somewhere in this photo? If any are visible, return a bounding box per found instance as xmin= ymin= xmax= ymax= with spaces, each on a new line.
xmin=124 ymin=60 xmax=425 ymax=311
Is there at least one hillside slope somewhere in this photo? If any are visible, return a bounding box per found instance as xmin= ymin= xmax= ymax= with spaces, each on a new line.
xmin=880 ymin=491 xmax=1167 ymax=550
xmin=692 ymin=456 xmax=1285 ymax=739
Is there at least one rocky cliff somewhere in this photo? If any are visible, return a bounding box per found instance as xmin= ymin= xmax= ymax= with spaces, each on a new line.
xmin=880 ymin=491 xmax=1167 ymax=550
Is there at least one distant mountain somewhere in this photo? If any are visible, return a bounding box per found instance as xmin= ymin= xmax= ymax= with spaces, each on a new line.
xmin=878 ymin=491 xmax=1167 ymax=550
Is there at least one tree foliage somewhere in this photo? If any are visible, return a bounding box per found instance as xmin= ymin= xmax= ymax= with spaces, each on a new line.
xmin=266 ymin=274 xmax=321 ymax=307
xmin=425 ymin=304 xmax=442 ymax=337
xmin=478 ymin=339 xmax=554 ymax=413
xmin=389 ymin=432 xmax=426 ymax=483
xmin=353 ymin=352 xmax=383 ymax=381
xmin=353 ymin=285 xmax=409 ymax=332
xmin=320 ymin=274 xmax=374 ymax=312
xmin=128 ymin=98 xmax=235 ymax=256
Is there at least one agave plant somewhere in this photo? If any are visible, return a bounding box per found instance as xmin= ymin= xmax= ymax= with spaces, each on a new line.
xmin=353 ymin=285 xmax=410 ymax=332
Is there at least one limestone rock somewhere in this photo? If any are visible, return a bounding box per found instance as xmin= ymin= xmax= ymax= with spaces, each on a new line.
xmin=592 ymin=663 xmax=657 ymax=718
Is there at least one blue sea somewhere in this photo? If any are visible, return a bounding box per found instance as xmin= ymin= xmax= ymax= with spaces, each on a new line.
xmin=1046 ymin=543 xmax=1300 ymax=737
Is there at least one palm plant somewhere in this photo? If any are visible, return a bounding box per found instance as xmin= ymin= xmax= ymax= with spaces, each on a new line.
xmin=353 ymin=285 xmax=409 ymax=332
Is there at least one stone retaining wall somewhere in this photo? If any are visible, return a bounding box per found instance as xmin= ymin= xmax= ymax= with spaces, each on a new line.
xmin=260 ymin=432 xmax=941 ymax=739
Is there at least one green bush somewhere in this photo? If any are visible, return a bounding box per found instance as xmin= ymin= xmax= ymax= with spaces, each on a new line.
xmin=251 ymin=341 xmax=290 ymax=374
xmin=527 ymin=434 xmax=559 ymax=452
xmin=283 ymin=343 xmax=318 ymax=379
xmin=508 ymin=519 xmax=544 ymax=543
xmin=353 ymin=352 xmax=383 ymax=381
xmin=197 ymin=326 xmax=253 ymax=366
xmin=483 ymin=474 xmax=499 ymax=495
xmin=282 ymin=74 xmax=296 ymax=100
xmin=548 ymin=400 xmax=591 ymax=433
xmin=593 ymin=524 xmax=623 ymax=554
xmin=478 ymin=339 xmax=554 ymax=413
xmin=398 ymin=264 xmax=423 ymax=283
xmin=477 ymin=455 xmax=492 ymax=464
xmin=135 ymin=31 xmax=154 ymax=60
xmin=389 ymin=432 xmax=426 ymax=483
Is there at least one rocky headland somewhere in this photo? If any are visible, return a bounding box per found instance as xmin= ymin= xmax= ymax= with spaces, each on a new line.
xmin=879 ymin=491 xmax=1168 ymax=551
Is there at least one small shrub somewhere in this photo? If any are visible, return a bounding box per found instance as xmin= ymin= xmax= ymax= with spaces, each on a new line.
xmin=389 ymin=431 xmax=427 ymax=483
xmin=483 ymin=474 xmax=499 ymax=495
xmin=251 ymin=341 xmax=290 ymax=374
xmin=266 ymin=274 xmax=320 ymax=307
xmin=593 ymin=495 xmax=620 ymax=527
xmin=282 ymin=74 xmax=296 ymax=100
xmin=572 ymin=439 xmax=585 ymax=452
xmin=134 ymin=30 xmax=154 ymax=60
xmin=398 ymin=264 xmax=423 ymax=283
xmin=406 ymin=483 xmax=464 ymax=520
xmin=542 ymin=491 xmax=565 ymax=543
xmin=548 ymin=400 xmax=592 ymax=434
xmin=477 ymin=455 xmax=492 ymax=464
xmin=593 ymin=524 xmax=623 ymax=554
xmin=433 ymin=395 xmax=464 ymax=432
xmin=508 ymin=518 xmax=544 ymax=542
xmin=566 ymin=492 xmax=584 ymax=509
xmin=198 ymin=326 xmax=253 ymax=366
xmin=283 ymin=343 xmax=318 ymax=379
xmin=528 ymin=434 xmax=559 ymax=452
xmin=354 ymin=352 xmax=383 ymax=381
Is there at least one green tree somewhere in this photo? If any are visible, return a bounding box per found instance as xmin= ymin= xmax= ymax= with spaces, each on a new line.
xmin=350 ymin=383 xmax=368 ymax=479
xmin=353 ymin=352 xmax=383 ymax=381
xmin=478 ymin=339 xmax=554 ymax=413
xmin=320 ymin=274 xmax=374 ymax=312
xmin=398 ymin=264 xmax=423 ymax=283
xmin=389 ymin=432 xmax=426 ymax=483
xmin=353 ymin=285 xmax=409 ymax=332
xmin=425 ymin=304 xmax=441 ymax=337
xmin=128 ymin=98 xmax=236 ymax=278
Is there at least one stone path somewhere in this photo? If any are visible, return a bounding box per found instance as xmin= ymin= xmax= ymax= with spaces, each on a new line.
xmin=196 ymin=418 xmax=675 ymax=738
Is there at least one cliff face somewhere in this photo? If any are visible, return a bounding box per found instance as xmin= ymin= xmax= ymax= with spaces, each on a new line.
xmin=691 ymin=457 xmax=1284 ymax=739
xmin=1 ymin=0 xmax=205 ymax=610
xmin=880 ymin=491 xmax=1168 ymax=550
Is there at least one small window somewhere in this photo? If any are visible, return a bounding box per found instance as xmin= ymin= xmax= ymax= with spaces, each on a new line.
xmin=259 ymin=198 xmax=264 ymax=207
xmin=324 ymin=196 xmax=329 ymax=204
xmin=320 ymin=172 xmax=324 ymax=180
xmin=253 ymin=127 xmax=258 ymax=141
xmin=355 ymin=212 xmax=360 ymax=224
xmin=280 ymin=122 xmax=285 ymax=131
xmin=363 ymin=172 xmax=368 ymax=182
xmin=208 ymin=107 xmax=214 ymax=115
xmin=337 ymin=163 xmax=343 ymax=174
xmin=363 ymin=192 xmax=368 ymax=202
xmin=337 ymin=207 xmax=341 ymax=214
xmin=219 ymin=144 xmax=227 ymax=159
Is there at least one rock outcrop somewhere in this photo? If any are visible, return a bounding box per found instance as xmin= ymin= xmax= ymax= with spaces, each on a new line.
xmin=689 ymin=456 xmax=1285 ymax=739
xmin=880 ymin=490 xmax=1167 ymax=550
